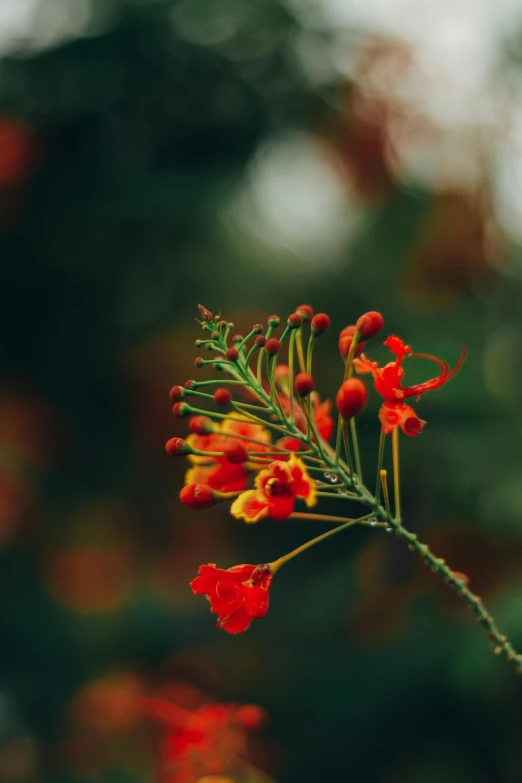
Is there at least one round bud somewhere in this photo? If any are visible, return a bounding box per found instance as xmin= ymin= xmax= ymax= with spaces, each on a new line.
xmin=195 ymin=340 xmax=203 ymax=347
xmin=338 ymin=334 xmax=364 ymax=360
xmin=267 ymin=315 xmax=280 ymax=327
xmin=211 ymin=331 xmax=220 ymax=339
xmin=237 ymin=704 xmax=268 ymax=730
xmin=287 ymin=313 xmax=302 ymax=328
xmin=223 ymin=442 xmax=249 ymax=464
xmin=169 ymin=385 xmax=185 ymax=401
xmin=225 ymin=348 xmax=239 ymax=362
xmin=194 ymin=357 xmax=205 ymax=368
xmin=255 ymin=335 xmax=266 ymax=348
xmin=165 ymin=437 xmax=187 ymax=455
xmin=180 ymin=484 xmax=216 ymax=509
xmin=233 ymin=334 xmax=244 ymax=343
xmin=184 ymin=379 xmax=196 ymax=390
xmin=189 ymin=416 xmax=213 ymax=434
xmin=355 ymin=311 xmax=384 ymax=339
xmin=265 ymin=338 xmax=281 ymax=356
xmin=172 ymin=402 xmax=190 ymax=418
xmin=294 ymin=372 xmax=314 ymax=397
xmin=295 ymin=304 xmax=314 ymax=321
xmin=213 ymin=388 xmax=232 ymax=406
xmin=336 ymin=379 xmax=368 ymax=420
xmin=252 ymin=324 xmax=263 ymax=334
xmin=311 ymin=313 xmax=331 ymax=335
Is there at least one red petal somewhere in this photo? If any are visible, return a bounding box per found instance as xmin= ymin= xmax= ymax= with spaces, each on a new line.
xmin=218 ymin=607 xmax=252 ymax=634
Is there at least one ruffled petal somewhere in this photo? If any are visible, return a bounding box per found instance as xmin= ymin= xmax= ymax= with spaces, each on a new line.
xmin=267 ymin=495 xmax=295 ymax=520
xmin=230 ymin=490 xmax=270 ymax=524
xmin=218 ymin=607 xmax=252 ymax=634
xmin=383 ymin=335 xmax=411 ymax=358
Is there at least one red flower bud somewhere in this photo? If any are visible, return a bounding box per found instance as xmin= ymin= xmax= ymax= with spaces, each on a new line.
xmin=189 ymin=416 xmax=213 ymax=434
xmin=255 ymin=335 xmax=266 ymax=347
xmin=336 ymin=379 xmax=368 ymax=419
xmin=169 ymin=385 xmax=185 ymax=401
xmin=184 ymin=379 xmax=196 ymax=390
xmin=294 ymin=372 xmax=314 ymax=397
xmin=223 ymin=442 xmax=249 ymax=464
xmin=172 ymin=402 xmax=190 ymax=418
xmin=214 ymin=388 xmax=232 ymax=406
xmin=265 ymin=338 xmax=281 ymax=356
xmin=253 ymin=324 xmax=264 ymax=334
xmin=165 ymin=437 xmax=187 ymax=455
xmin=225 ymin=348 xmax=239 ymax=362
xmin=180 ymin=484 xmax=216 ymax=508
xmin=295 ymin=304 xmax=314 ymax=321
xmin=338 ymin=334 xmax=364 ymax=360
xmin=287 ymin=313 xmax=302 ymax=328
xmin=355 ymin=311 xmax=384 ymax=339
xmin=237 ymin=704 xmax=268 ymax=730
xmin=198 ymin=304 xmax=213 ymax=321
xmin=267 ymin=315 xmax=280 ymax=327
xmin=211 ymin=331 xmax=220 ymax=339
xmin=194 ymin=357 xmax=205 ymax=368
xmin=311 ymin=313 xmax=330 ymax=334
xmin=233 ymin=334 xmax=244 ymax=343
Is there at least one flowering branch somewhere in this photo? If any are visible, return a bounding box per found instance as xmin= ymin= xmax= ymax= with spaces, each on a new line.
xmin=166 ymin=304 xmax=522 ymax=672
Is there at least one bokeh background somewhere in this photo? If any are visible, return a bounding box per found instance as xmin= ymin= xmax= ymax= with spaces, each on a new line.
xmin=2 ymin=0 xmax=522 ymax=780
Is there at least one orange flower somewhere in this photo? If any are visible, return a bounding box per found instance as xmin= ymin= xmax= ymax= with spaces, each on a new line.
xmin=354 ymin=335 xmax=466 ymax=436
xmin=185 ymin=418 xmax=270 ymax=492
xmin=231 ymin=454 xmax=316 ymax=523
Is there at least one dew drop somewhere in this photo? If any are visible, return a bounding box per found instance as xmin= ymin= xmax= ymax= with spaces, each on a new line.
xmin=339 ymin=489 xmax=351 ymax=496
xmin=369 ymin=519 xmax=377 ymax=527
xmin=323 ymin=472 xmax=332 ymax=481
xmin=386 ymin=527 xmax=393 ymax=533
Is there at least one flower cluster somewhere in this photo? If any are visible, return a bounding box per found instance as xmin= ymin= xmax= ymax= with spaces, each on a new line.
xmin=165 ymin=303 xmax=515 ymax=670
xmin=64 ymin=672 xmax=269 ymax=782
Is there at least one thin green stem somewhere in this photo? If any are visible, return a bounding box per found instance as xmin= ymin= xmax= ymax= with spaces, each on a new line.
xmin=392 ymin=427 xmax=400 ymax=520
xmin=271 ymin=513 xmax=375 ymax=571
xmin=375 ymin=429 xmax=385 ymax=504
xmin=350 ymin=418 xmax=363 ymax=484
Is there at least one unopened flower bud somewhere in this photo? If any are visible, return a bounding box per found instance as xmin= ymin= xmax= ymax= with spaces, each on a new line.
xmin=267 ymin=315 xmax=280 ymax=327
xmin=211 ymin=331 xmax=220 ymax=339
xmin=180 ymin=484 xmax=216 ymax=508
xmin=287 ymin=313 xmax=302 ymax=328
xmin=252 ymin=324 xmax=263 ymax=334
xmin=237 ymin=704 xmax=268 ymax=730
xmin=336 ymin=379 xmax=368 ymax=419
xmin=194 ymin=357 xmax=205 ymax=368
xmin=198 ymin=304 xmax=213 ymax=321
xmin=223 ymin=442 xmax=249 ymax=464
xmin=185 ymin=379 xmax=196 ymax=390
xmin=172 ymin=402 xmax=190 ymax=418
xmin=165 ymin=437 xmax=188 ymax=455
xmin=355 ymin=311 xmax=384 ymax=339
xmin=233 ymin=334 xmax=244 ymax=343
xmin=189 ymin=416 xmax=213 ymax=434
xmin=295 ymin=304 xmax=313 ymax=321
xmin=169 ymin=385 xmax=185 ymax=401
xmin=311 ymin=313 xmax=330 ymax=335
xmin=274 ymin=364 xmax=289 ymax=385
xmin=294 ymin=372 xmax=314 ymax=397
xmin=225 ymin=348 xmax=239 ymax=362
xmin=255 ymin=335 xmax=266 ymax=348
xmin=214 ymin=388 xmax=232 ymax=406
xmin=338 ymin=326 xmax=364 ymax=359
xmin=265 ymin=338 xmax=281 ymax=356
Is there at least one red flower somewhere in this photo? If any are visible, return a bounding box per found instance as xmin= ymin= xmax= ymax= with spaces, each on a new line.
xmin=191 ymin=563 xmax=273 ymax=634
xmin=276 ymin=392 xmax=334 ymax=453
xmin=184 ymin=417 xmax=270 ymax=492
xmin=354 ymin=335 xmax=466 ymax=436
xmin=231 ymin=454 xmax=316 ymax=523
